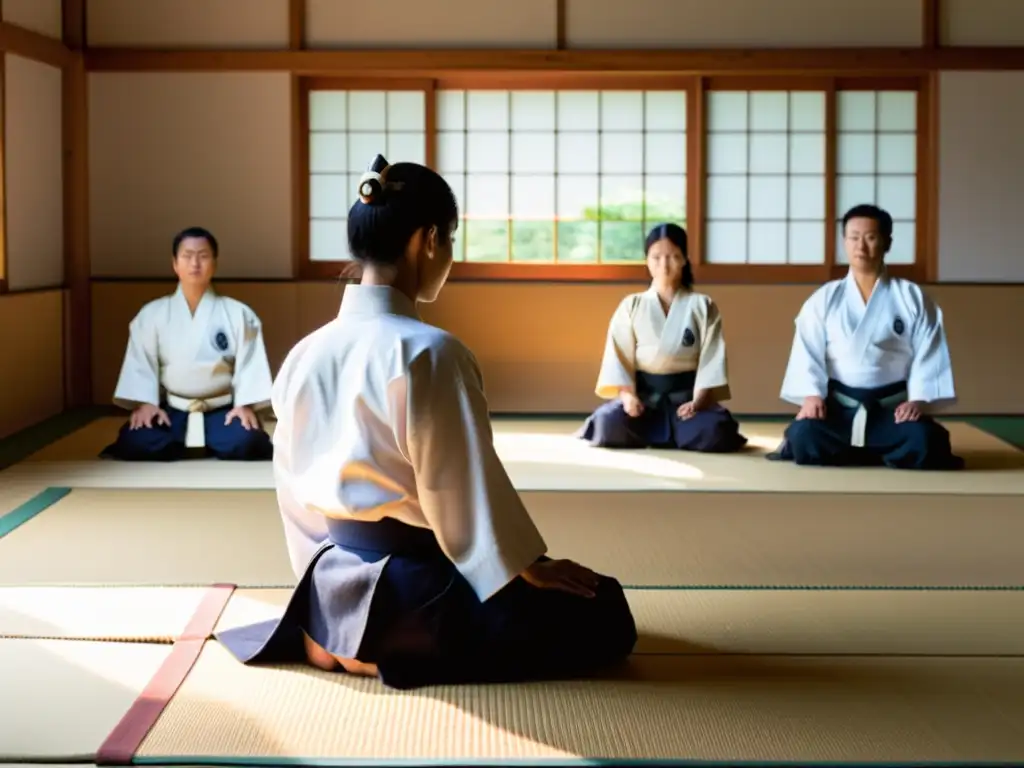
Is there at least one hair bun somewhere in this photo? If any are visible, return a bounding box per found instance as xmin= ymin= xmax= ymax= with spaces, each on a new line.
xmin=357 ymin=154 xmax=391 ymax=205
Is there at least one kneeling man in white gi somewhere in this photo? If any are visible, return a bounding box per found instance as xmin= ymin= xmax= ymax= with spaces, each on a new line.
xmin=768 ymin=204 xmax=963 ymax=470
xmin=101 ymin=226 xmax=274 ymax=462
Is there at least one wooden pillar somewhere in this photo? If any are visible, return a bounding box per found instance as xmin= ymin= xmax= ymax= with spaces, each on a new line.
xmin=62 ymin=0 xmax=91 ymax=407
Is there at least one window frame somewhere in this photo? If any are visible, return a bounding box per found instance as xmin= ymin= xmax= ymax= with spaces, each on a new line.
xmin=297 ymin=73 xmax=933 ymax=284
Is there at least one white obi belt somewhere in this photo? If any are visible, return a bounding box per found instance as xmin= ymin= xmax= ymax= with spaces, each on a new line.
xmin=165 ymin=392 xmax=233 ymax=448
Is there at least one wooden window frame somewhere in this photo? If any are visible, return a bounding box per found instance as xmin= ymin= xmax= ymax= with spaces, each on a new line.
xmin=298 ymin=76 xmax=438 ymax=281
xmin=699 ymin=75 xmax=931 ymax=285
xmin=298 ymin=72 xmax=933 ymax=284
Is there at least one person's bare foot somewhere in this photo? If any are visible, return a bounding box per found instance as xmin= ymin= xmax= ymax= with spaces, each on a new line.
xmin=338 ymin=657 xmax=379 ymax=677
xmin=303 ymin=632 xmax=339 ymax=671
xmin=303 ymin=632 xmax=379 ymax=677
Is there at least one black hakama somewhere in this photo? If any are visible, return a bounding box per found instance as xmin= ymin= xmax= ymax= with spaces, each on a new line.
xmin=577 ymin=371 xmax=747 ymax=453
xmin=217 ymin=517 xmax=638 ymax=689
xmin=768 ymin=379 xmax=964 ymax=470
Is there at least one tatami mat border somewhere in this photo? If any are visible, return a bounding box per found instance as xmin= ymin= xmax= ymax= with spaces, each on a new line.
xmin=95 ymin=584 xmax=236 ymax=766
xmin=0 ymin=486 xmax=71 ymax=537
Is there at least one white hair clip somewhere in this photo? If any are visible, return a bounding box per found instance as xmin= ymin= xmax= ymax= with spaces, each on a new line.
xmin=357 ymin=154 xmax=391 ymax=204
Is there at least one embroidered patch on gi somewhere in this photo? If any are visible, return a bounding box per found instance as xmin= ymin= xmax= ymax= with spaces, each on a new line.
xmin=893 ymin=316 xmax=905 ymax=336
xmin=213 ymin=330 xmax=230 ymax=352
xmin=682 ymin=328 xmax=696 ymax=347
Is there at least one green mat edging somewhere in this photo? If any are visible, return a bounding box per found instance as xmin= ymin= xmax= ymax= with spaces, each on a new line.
xmin=0 ymin=406 xmax=112 ymax=470
xmin=965 ymin=416 xmax=1024 ymax=451
xmin=0 ymin=487 xmax=71 ymax=538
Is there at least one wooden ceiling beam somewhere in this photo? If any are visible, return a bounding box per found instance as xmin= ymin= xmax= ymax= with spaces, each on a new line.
xmin=83 ymin=45 xmax=1024 ymax=75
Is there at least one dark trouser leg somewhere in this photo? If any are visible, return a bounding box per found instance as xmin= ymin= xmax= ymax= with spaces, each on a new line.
xmin=779 ymin=407 xmax=964 ymax=470
xmin=99 ymin=408 xmax=188 ymax=461
xmin=577 ymin=400 xmax=648 ymax=448
xmin=780 ymin=411 xmax=877 ymax=467
xmin=202 ymin=408 xmax=274 ymax=461
xmin=671 ymin=405 xmax=748 ymax=453
xmin=364 ymin=557 xmax=638 ymax=690
xmin=864 ymin=415 xmax=965 ymax=470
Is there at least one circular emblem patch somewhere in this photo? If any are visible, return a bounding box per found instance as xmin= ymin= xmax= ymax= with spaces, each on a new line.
xmin=682 ymin=328 xmax=696 ymax=347
xmin=214 ymin=330 xmax=230 ymax=351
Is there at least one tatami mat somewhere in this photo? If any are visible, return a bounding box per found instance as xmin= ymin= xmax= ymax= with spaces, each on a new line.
xmin=4 ymin=585 xmax=1024 ymax=657
xmin=0 ymin=489 xmax=296 ymax=587
xmin=0 ymin=637 xmax=171 ymax=762
xmin=134 ymin=642 xmax=1024 ymax=764
xmin=24 ymin=415 xmax=128 ymax=462
xmin=9 ymin=416 xmax=1024 ymax=494
xmin=1 ymin=488 xmax=1022 ymax=588
xmin=0 ymin=586 xmax=209 ymax=641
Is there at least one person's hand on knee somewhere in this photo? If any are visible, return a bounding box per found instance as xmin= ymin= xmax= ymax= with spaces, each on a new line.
xmin=225 ymin=405 xmax=260 ymax=430
xmin=618 ymin=390 xmax=644 ymax=418
xmin=796 ymin=396 xmax=825 ymax=421
xmin=894 ymin=401 xmax=922 ymax=423
xmin=521 ymin=559 xmax=599 ymax=598
xmin=130 ymin=404 xmax=169 ymax=430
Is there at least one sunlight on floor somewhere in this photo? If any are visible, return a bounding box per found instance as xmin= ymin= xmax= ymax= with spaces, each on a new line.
xmin=24 ymin=637 xmax=170 ymax=690
xmin=738 ymin=432 xmax=786 ymax=451
xmin=493 ymin=432 xmax=708 ymax=480
xmin=0 ymin=587 xmax=204 ymax=638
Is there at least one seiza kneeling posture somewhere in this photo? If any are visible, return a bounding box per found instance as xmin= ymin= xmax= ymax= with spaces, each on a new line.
xmin=769 ymin=204 xmax=963 ymax=471
xmin=101 ymin=227 xmax=274 ymax=462
xmin=577 ymin=223 xmax=747 ymax=453
xmin=216 ymin=155 xmax=637 ymax=690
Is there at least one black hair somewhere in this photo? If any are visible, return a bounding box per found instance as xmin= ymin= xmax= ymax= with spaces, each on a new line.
xmin=645 ymin=222 xmax=694 ymax=289
xmin=347 ymin=155 xmax=459 ymax=266
xmin=841 ymin=204 xmax=893 ymax=241
xmin=172 ymin=226 xmax=219 ymax=258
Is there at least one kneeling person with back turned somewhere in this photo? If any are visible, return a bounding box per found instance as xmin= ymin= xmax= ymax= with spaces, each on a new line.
xmin=216 ymin=156 xmax=638 ymax=689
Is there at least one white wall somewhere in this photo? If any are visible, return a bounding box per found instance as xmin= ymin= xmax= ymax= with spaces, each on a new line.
xmin=943 ymin=0 xmax=1024 ymax=46
xmin=567 ymin=0 xmax=922 ymax=48
xmin=1 ymin=0 xmax=63 ymax=40
xmin=938 ymin=72 xmax=1024 ymax=283
xmin=86 ymin=0 xmax=289 ymax=48
xmin=4 ymin=54 xmax=64 ymax=291
xmin=88 ymin=72 xmax=292 ymax=278
xmin=307 ymin=0 xmax=557 ymax=48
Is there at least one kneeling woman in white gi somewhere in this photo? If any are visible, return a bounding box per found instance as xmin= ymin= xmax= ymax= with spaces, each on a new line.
xmin=577 ymin=223 xmax=747 ymax=453
xmin=769 ymin=204 xmax=963 ymax=470
xmin=217 ymin=155 xmax=637 ymax=689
